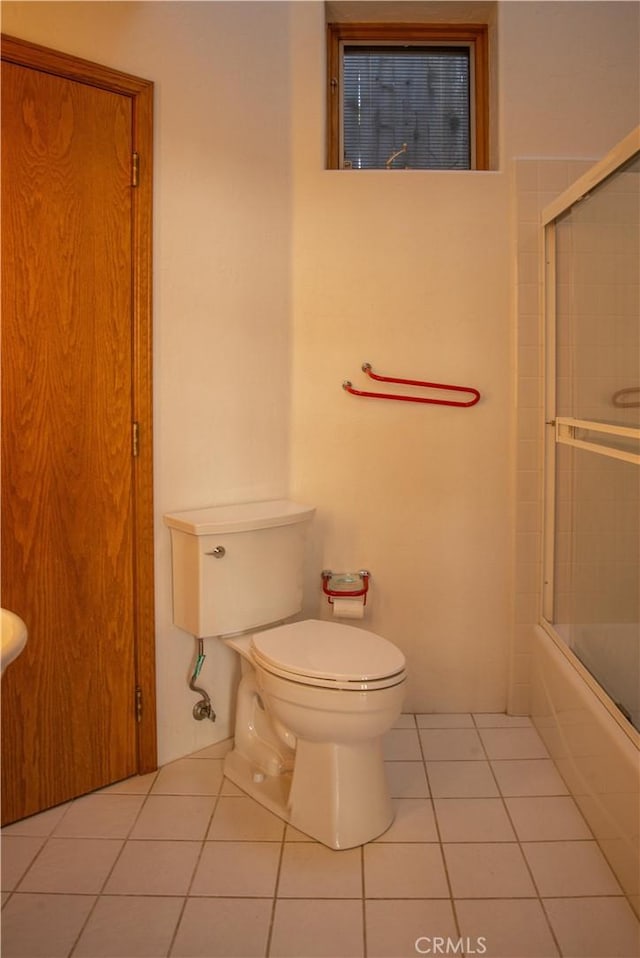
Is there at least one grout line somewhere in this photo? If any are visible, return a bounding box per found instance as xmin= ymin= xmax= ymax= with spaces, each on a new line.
xmin=37 ymin=782 xmax=155 ymax=958
xmin=417 ymin=714 xmax=462 ymax=943
xmin=164 ymin=765 xmax=224 ymax=958
xmin=473 ymin=720 xmax=565 ymax=957
xmin=3 ymin=715 xmax=638 ymax=958
xmin=63 ymin=794 xmax=148 ymax=958
xmin=360 ymin=844 xmax=367 ymax=958
xmin=264 ymin=815 xmax=288 ymax=958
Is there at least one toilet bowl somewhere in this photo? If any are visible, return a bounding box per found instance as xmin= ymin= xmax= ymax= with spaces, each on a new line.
xmin=163 ymin=500 xmax=408 ymax=850
xmin=224 ymin=619 xmax=407 ymax=849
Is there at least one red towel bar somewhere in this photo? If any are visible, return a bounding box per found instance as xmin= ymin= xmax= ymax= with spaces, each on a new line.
xmin=342 ymin=363 xmax=481 ymax=408
xmin=612 ymin=386 xmax=640 ymax=409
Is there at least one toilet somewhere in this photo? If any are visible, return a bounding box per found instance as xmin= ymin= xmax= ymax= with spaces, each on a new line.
xmin=164 ymin=499 xmax=407 ymax=849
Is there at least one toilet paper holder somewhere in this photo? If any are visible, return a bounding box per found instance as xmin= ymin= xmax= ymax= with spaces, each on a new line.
xmin=321 ymin=569 xmax=370 ymax=605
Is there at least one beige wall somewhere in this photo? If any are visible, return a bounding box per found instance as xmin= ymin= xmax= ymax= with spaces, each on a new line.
xmin=1 ymin=0 xmax=294 ymax=761
xmin=499 ymin=1 xmax=639 ymax=157
xmin=289 ymin=0 xmax=639 ymax=717
xmin=2 ymin=1 xmax=638 ymax=763
xmin=289 ymin=2 xmax=511 ymax=713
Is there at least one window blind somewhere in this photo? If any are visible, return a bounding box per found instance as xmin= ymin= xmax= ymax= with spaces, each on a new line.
xmin=342 ymin=47 xmax=471 ymax=170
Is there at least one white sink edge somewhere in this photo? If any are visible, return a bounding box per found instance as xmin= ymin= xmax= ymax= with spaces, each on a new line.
xmin=1 ymin=608 xmax=28 ymax=675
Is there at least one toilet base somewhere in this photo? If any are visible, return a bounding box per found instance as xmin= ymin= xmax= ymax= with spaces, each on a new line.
xmin=224 ymin=746 xmax=293 ymax=818
xmin=223 ymin=737 xmax=394 ymax=849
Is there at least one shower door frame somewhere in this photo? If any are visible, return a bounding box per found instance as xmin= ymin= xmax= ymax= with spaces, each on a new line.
xmin=541 ymin=126 xmax=640 ymax=743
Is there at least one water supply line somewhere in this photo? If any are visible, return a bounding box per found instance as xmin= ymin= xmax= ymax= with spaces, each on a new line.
xmin=189 ymin=637 xmax=216 ymax=722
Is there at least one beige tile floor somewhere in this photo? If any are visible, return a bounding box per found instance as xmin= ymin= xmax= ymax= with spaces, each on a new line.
xmin=2 ymin=713 xmax=639 ymax=958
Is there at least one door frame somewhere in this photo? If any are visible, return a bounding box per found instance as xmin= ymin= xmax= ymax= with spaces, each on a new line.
xmin=1 ymin=34 xmax=157 ymax=773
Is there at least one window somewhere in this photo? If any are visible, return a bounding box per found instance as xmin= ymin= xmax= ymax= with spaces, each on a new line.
xmin=327 ymin=23 xmax=489 ymax=170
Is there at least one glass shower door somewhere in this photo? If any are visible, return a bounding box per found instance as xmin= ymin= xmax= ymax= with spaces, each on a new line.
xmin=543 ymin=143 xmax=640 ymax=731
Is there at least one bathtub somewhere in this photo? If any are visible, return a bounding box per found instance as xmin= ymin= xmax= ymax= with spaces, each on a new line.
xmin=531 ymin=625 xmax=640 ymax=917
xmin=569 ymin=623 xmax=639 ymax=731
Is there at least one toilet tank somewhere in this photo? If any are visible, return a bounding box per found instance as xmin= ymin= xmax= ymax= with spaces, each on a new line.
xmin=163 ymin=499 xmax=315 ymax=638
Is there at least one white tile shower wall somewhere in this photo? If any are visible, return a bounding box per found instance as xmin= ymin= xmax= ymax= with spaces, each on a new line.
xmin=512 ymin=159 xmax=640 ymax=920
xmin=556 ymin=168 xmax=640 ymax=430
xmin=555 ymin=453 xmax=640 ymax=629
xmin=554 ymin=169 xmax=640 ymax=628
xmin=510 ymin=158 xmax=593 ymax=714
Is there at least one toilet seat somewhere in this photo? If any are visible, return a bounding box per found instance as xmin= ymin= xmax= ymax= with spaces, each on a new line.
xmin=251 ymin=619 xmax=406 ymax=692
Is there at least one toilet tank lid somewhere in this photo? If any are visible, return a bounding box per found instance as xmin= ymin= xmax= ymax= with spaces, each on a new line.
xmin=163 ymin=499 xmax=315 ymax=535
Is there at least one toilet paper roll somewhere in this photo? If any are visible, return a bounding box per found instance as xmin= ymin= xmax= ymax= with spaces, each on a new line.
xmin=332 ymin=597 xmax=364 ymax=620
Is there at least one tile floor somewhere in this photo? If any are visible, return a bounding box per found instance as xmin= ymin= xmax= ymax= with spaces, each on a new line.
xmin=1 ymin=713 xmax=639 ymax=958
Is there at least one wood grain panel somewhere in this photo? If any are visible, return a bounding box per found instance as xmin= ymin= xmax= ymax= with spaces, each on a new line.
xmin=1 ymin=61 xmax=138 ymax=820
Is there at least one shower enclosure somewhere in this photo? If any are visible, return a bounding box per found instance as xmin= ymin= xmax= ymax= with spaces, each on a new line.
xmin=542 ymin=128 xmax=640 ymax=733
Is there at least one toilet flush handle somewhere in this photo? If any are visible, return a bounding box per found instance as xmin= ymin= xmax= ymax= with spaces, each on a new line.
xmin=206 ymin=546 xmax=226 ymax=558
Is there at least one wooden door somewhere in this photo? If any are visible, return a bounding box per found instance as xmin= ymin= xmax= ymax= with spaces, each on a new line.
xmin=1 ymin=37 xmax=156 ymax=825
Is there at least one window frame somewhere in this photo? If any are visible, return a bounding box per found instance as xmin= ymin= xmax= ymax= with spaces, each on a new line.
xmin=327 ymin=22 xmax=489 ymax=171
